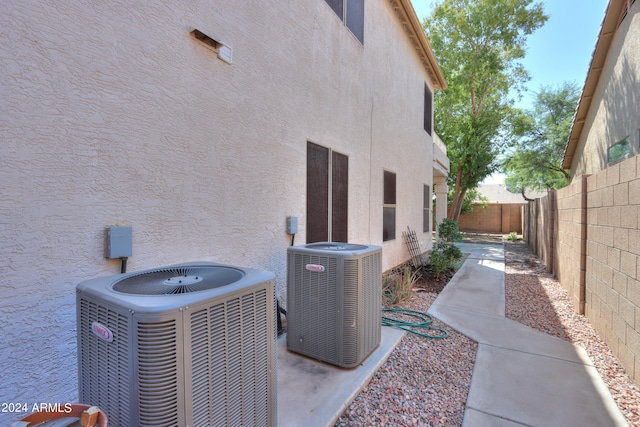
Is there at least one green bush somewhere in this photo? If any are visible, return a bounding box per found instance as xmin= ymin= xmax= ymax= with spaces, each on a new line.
xmin=430 ymin=219 xmax=463 ymax=279
xmin=506 ymin=231 xmax=522 ymax=241
xmin=437 ymin=218 xmax=462 ymax=243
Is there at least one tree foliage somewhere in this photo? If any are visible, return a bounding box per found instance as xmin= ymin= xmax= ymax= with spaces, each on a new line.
xmin=423 ymin=0 xmax=547 ymax=220
xmin=502 ymin=82 xmax=581 ymax=193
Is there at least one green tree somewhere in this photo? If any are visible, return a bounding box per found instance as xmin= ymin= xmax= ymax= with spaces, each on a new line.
xmin=423 ymin=0 xmax=547 ymax=220
xmin=502 ymin=82 xmax=581 ymax=194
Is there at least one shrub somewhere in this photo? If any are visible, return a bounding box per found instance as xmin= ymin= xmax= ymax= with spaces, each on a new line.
xmin=506 ymin=231 xmax=522 ymax=241
xmin=382 ymin=265 xmax=418 ymax=306
xmin=430 ymin=219 xmax=463 ymax=279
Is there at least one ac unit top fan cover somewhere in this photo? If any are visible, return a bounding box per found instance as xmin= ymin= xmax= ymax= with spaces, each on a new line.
xmin=112 ymin=265 xmax=244 ymax=295
xmin=76 ymin=262 xmax=275 ymax=314
xmin=293 ymin=242 xmax=373 ymax=255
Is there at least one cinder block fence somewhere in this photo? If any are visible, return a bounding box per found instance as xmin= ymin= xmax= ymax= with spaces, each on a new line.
xmin=524 ymin=156 xmax=640 ymax=385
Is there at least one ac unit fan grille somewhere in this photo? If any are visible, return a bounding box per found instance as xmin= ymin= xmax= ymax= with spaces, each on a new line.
xmin=112 ymin=266 xmax=244 ymax=295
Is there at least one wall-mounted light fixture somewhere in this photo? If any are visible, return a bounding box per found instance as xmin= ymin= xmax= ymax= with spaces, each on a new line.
xmin=191 ymin=29 xmax=233 ymax=64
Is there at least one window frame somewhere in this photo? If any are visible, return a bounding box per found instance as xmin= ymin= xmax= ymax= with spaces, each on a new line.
xmin=383 ymin=170 xmax=396 ymax=242
xmin=423 ymin=184 xmax=431 ymax=233
xmin=607 ymin=136 xmax=631 ymax=165
xmin=424 ymin=83 xmax=433 ymax=135
xmin=323 ymin=0 xmax=364 ymax=44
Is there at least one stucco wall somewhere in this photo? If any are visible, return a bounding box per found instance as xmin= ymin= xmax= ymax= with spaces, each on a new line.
xmin=0 ymin=0 xmax=440 ymax=419
xmin=569 ymin=2 xmax=640 ymax=176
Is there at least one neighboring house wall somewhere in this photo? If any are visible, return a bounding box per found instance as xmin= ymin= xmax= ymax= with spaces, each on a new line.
xmin=459 ymin=204 xmax=523 ymax=234
xmin=564 ymin=0 xmax=640 ymax=176
xmin=0 ymin=0 xmax=447 ymax=418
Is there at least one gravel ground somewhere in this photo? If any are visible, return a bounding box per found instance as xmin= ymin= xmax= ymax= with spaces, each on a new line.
xmin=335 ymin=289 xmax=477 ymax=426
xmin=504 ymin=240 xmax=640 ymax=426
xmin=335 ymin=239 xmax=640 ymax=426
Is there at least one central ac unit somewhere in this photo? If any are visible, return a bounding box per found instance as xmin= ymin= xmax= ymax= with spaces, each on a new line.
xmin=286 ymin=242 xmax=382 ymax=368
xmin=76 ymin=262 xmax=276 ymax=427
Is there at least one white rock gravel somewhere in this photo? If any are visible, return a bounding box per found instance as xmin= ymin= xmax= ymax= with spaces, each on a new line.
xmin=335 ymin=241 xmax=640 ymax=426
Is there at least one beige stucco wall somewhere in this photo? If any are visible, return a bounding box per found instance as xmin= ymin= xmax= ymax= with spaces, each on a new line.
xmin=569 ymin=2 xmax=640 ymax=177
xmin=0 ymin=0 xmax=442 ymax=414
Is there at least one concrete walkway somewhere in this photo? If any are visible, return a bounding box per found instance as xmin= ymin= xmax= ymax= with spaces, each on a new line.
xmin=428 ymin=242 xmax=628 ymax=427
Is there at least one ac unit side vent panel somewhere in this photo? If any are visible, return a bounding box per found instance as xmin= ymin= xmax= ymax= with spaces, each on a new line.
xmin=78 ymin=298 xmax=132 ymax=427
xmin=189 ymin=288 xmax=274 ymax=427
xmin=137 ymin=319 xmax=180 ymax=427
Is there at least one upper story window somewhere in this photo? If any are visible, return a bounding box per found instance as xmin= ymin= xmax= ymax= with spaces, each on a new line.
xmin=608 ymin=137 xmax=631 ymax=165
xmin=424 ymin=83 xmax=433 ymax=135
xmin=324 ymin=0 xmax=364 ymax=44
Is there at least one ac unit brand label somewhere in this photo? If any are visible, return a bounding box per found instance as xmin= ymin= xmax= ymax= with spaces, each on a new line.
xmin=305 ymin=264 xmax=325 ymax=272
xmin=91 ymin=322 xmax=113 ymax=342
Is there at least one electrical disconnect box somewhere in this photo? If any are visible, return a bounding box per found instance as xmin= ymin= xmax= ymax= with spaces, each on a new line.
xmin=286 ymin=216 xmax=298 ymax=234
xmin=105 ymin=226 xmax=132 ymax=259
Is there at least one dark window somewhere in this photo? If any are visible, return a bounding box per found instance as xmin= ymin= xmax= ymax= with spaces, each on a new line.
xmin=307 ymin=142 xmax=348 ymax=243
xmin=424 ymin=83 xmax=432 ymax=135
xmin=307 ymin=143 xmax=330 ymax=242
xmin=346 ymin=0 xmax=364 ymax=44
xmin=383 ymin=170 xmax=396 ymax=241
xmin=325 ymin=0 xmax=343 ymax=19
xmin=323 ymin=0 xmax=364 ymax=44
xmin=423 ymin=185 xmax=431 ymax=233
xmin=331 ymin=151 xmax=349 ymax=242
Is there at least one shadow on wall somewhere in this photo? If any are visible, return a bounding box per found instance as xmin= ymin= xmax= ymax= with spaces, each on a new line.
xmin=600 ymin=50 xmax=640 ymax=169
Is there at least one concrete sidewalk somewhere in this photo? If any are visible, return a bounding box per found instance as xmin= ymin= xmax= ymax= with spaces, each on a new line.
xmin=428 ymin=242 xmax=628 ymax=427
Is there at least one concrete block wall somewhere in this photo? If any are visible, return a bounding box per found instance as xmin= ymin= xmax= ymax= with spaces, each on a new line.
xmin=459 ymin=204 xmax=523 ymax=234
xmin=526 ymin=156 xmax=640 ymax=385
xmin=555 ymin=176 xmax=588 ymax=314
xmin=585 ymin=157 xmax=640 ymax=382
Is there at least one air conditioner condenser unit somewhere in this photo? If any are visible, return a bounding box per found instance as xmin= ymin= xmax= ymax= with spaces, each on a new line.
xmin=286 ymin=242 xmax=382 ymax=368
xmin=76 ymin=262 xmax=276 ymax=427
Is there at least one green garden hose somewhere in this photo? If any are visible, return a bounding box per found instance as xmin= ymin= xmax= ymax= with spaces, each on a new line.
xmin=382 ymin=307 xmax=449 ymax=339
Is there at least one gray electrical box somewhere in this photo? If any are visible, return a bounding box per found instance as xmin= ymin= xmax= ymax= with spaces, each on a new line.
xmin=286 ymin=216 xmax=298 ymax=234
xmin=105 ymin=226 xmax=132 ymax=259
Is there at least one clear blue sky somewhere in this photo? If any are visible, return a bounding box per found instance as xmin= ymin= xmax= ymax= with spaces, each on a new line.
xmin=410 ymin=0 xmax=609 ymax=184
xmin=410 ymin=0 xmax=609 ymax=110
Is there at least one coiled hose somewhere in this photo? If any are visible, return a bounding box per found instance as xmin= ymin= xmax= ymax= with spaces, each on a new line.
xmin=382 ymin=307 xmax=448 ymax=339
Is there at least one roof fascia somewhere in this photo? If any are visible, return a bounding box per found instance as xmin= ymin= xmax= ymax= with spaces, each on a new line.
xmin=391 ymin=0 xmax=448 ymax=90
xmin=562 ymin=0 xmax=623 ymax=170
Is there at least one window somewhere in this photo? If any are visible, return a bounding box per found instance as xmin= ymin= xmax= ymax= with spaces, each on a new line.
xmin=383 ymin=170 xmax=396 ymax=241
xmin=423 ymin=185 xmax=431 ymax=233
xmin=608 ymin=137 xmax=631 ymax=164
xmin=424 ymin=84 xmax=432 ymax=135
xmin=307 ymin=142 xmax=348 ymax=243
xmin=323 ymin=0 xmax=364 ymax=44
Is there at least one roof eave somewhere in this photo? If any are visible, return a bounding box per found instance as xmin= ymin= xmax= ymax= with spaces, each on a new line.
xmin=562 ymin=0 xmax=621 ymax=171
xmin=395 ymin=0 xmax=448 ymax=90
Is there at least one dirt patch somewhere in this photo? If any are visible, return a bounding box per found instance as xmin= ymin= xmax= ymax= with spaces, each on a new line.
xmin=408 ymin=253 xmax=469 ymax=295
